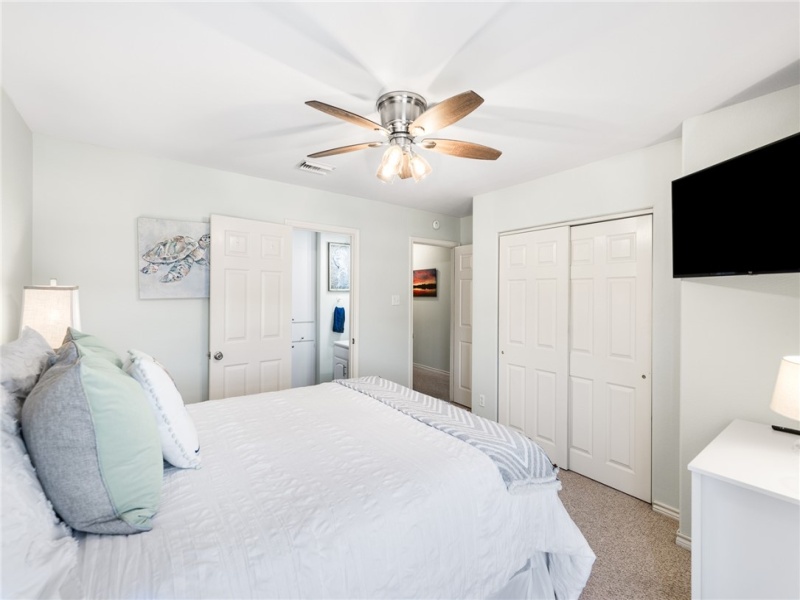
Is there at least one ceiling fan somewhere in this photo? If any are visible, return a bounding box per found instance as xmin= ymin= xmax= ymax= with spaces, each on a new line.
xmin=305 ymin=90 xmax=502 ymax=183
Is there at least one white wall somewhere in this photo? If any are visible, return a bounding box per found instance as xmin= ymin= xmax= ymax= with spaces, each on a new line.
xmin=1 ymin=91 xmax=33 ymax=343
xmin=677 ymin=86 xmax=800 ymax=539
xmin=472 ymin=139 xmax=683 ymax=513
xmin=460 ymin=215 xmax=473 ymax=245
xmin=412 ymin=243 xmax=452 ymax=373
xmin=472 ymin=84 xmax=800 ymax=524
xmin=30 ymin=135 xmax=461 ymax=403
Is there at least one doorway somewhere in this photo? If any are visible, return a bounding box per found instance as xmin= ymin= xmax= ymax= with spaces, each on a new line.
xmin=409 ymin=239 xmax=457 ymax=403
xmin=208 ymin=215 xmax=358 ymax=399
xmin=291 ymin=228 xmax=352 ymax=388
xmin=288 ymin=220 xmax=358 ymax=388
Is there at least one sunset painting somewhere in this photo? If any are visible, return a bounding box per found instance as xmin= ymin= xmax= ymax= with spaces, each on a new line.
xmin=413 ymin=268 xmax=437 ymax=297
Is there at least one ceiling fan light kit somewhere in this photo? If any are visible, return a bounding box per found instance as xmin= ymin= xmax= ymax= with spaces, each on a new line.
xmin=305 ymin=90 xmax=501 ymax=184
xmin=375 ymin=136 xmax=432 ymax=184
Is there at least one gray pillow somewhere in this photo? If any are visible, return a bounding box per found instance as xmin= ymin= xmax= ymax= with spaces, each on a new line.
xmin=1 ymin=385 xmax=80 ymax=599
xmin=0 ymin=327 xmax=55 ymax=400
xmin=21 ymin=341 xmax=163 ymax=534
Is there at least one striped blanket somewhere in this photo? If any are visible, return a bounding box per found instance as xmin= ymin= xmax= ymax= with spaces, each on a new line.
xmin=336 ymin=376 xmax=560 ymax=493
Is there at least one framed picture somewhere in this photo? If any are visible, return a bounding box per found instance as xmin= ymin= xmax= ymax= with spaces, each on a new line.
xmin=328 ymin=242 xmax=350 ymax=291
xmin=413 ymin=268 xmax=437 ymax=297
xmin=137 ymin=217 xmax=210 ymax=299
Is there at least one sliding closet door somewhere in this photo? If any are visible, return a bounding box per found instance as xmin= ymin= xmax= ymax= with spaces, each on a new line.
xmin=498 ymin=227 xmax=570 ymax=468
xmin=208 ymin=215 xmax=292 ymax=400
xmin=568 ymin=214 xmax=652 ymax=502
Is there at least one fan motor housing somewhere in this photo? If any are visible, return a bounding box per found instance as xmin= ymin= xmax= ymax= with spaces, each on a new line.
xmin=376 ymin=91 xmax=427 ymax=135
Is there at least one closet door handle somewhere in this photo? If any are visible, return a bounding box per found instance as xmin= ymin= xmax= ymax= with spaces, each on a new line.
xmin=213 ymin=352 xmax=223 ymax=361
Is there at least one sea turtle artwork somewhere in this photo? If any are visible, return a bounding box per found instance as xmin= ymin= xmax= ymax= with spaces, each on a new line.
xmin=140 ymin=233 xmax=210 ymax=283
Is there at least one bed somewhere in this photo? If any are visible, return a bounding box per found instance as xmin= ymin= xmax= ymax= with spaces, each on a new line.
xmin=1 ymin=327 xmax=594 ymax=599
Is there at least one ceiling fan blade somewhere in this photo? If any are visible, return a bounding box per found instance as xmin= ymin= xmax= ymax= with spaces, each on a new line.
xmin=307 ymin=142 xmax=383 ymax=159
xmin=306 ymin=100 xmax=388 ymax=135
xmin=409 ymin=91 xmax=484 ymax=136
xmin=419 ymin=139 xmax=502 ymax=160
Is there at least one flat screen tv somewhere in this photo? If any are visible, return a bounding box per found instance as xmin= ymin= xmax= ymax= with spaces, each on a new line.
xmin=671 ymin=132 xmax=800 ymax=278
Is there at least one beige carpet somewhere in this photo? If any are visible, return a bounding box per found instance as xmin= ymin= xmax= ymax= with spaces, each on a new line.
xmin=412 ymin=365 xmax=451 ymax=402
xmin=558 ymin=469 xmax=691 ymax=600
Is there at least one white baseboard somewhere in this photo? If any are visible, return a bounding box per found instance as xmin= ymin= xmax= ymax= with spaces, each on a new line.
xmin=651 ymin=502 xmax=690 ymax=550
xmin=652 ymin=501 xmax=679 ymax=521
xmin=413 ymin=363 xmax=450 ymax=377
xmin=675 ymin=531 xmax=692 ymax=551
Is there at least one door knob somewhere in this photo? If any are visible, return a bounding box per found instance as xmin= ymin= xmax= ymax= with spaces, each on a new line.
xmin=214 ymin=352 xmax=223 ymax=361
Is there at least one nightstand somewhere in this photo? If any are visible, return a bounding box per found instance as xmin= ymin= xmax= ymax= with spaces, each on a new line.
xmin=688 ymin=419 xmax=800 ymax=599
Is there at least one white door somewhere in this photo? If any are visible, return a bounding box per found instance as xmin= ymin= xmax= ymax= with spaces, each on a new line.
xmin=208 ymin=214 xmax=292 ymax=400
xmin=568 ymin=214 xmax=652 ymax=501
xmin=498 ymin=227 xmax=570 ymax=468
xmin=452 ymin=245 xmax=473 ymax=408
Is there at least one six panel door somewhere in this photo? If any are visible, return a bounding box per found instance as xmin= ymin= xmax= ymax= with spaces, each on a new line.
xmin=498 ymin=227 xmax=570 ymax=468
xmin=498 ymin=214 xmax=652 ymax=501
xmin=568 ymin=214 xmax=652 ymax=501
xmin=209 ymin=214 xmax=293 ymax=400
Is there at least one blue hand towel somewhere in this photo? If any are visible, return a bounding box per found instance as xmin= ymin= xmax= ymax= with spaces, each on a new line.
xmin=333 ymin=306 xmax=345 ymax=333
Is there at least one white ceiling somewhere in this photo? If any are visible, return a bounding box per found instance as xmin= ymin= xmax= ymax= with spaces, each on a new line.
xmin=3 ymin=2 xmax=798 ymax=217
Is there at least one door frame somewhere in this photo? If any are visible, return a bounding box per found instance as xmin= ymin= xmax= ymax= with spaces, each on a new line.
xmin=408 ymin=237 xmax=458 ymax=397
xmin=498 ymin=209 xmax=652 ymax=238
xmin=287 ymin=219 xmax=360 ymax=381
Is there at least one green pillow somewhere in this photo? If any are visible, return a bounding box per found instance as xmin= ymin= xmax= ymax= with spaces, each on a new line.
xmin=62 ymin=327 xmax=123 ymax=367
xmin=21 ymin=341 xmax=163 ymax=534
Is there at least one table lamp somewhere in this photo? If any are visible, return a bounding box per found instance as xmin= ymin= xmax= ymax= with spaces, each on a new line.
xmin=20 ymin=280 xmax=81 ymax=349
xmin=770 ymin=355 xmax=800 ymax=437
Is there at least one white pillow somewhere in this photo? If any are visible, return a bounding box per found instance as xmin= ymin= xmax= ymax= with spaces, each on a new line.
xmin=0 ymin=326 xmax=55 ymax=400
xmin=125 ymin=349 xmax=201 ymax=469
xmin=1 ymin=387 xmax=82 ymax=599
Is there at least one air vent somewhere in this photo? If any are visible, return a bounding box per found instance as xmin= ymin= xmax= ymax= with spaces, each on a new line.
xmin=297 ymin=160 xmax=335 ymax=176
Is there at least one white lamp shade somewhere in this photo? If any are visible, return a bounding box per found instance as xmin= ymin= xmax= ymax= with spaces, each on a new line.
xmin=20 ymin=285 xmax=81 ymax=348
xmin=770 ymin=356 xmax=800 ymax=422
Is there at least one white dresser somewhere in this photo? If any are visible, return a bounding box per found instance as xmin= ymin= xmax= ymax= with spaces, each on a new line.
xmin=688 ymin=419 xmax=800 ymax=599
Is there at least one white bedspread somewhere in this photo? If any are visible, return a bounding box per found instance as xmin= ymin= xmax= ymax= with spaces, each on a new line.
xmin=75 ymin=382 xmax=594 ymax=599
